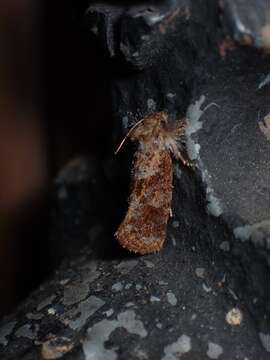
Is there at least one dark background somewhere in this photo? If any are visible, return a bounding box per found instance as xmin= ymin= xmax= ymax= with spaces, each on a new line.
xmin=0 ymin=0 xmax=113 ymax=316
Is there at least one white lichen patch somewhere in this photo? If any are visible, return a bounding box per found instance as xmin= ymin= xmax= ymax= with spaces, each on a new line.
xmin=259 ymin=333 xmax=270 ymax=352
xmin=112 ymin=282 xmax=123 ymax=292
xmin=136 ymin=284 xmax=142 ymax=291
xmin=234 ymin=220 xmax=270 ymax=249
xmin=150 ymin=296 xmax=161 ymax=302
xmin=207 ymin=342 xmax=223 ymax=359
xmin=225 ymin=308 xmax=243 ymax=326
xmin=186 ymin=96 xmax=222 ymax=217
xmin=83 ymin=310 xmax=147 ymax=360
xmin=162 ymin=334 xmax=191 ymax=360
xmin=195 ymin=267 xmax=205 ymax=278
xmin=206 ymin=190 xmax=223 ymax=217
xmin=0 ymin=321 xmax=16 ymax=346
xmin=233 ymin=224 xmax=253 ymax=241
xmin=117 ymin=311 xmax=147 ymax=337
xmin=166 ymin=292 xmax=177 ymax=306
xmin=186 ymin=95 xmax=206 ymax=141
xmin=62 ymin=296 xmax=105 ymax=330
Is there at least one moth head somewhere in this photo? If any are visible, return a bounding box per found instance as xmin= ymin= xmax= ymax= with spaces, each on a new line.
xmin=131 ymin=112 xmax=168 ymax=141
xmin=115 ymin=111 xmax=186 ymax=156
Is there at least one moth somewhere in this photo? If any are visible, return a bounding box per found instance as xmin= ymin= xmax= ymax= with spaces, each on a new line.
xmin=115 ymin=112 xmax=190 ymax=254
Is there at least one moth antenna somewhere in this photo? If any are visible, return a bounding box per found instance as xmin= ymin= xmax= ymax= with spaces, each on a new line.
xmin=202 ymin=102 xmax=220 ymax=113
xmin=115 ymin=117 xmax=146 ymax=154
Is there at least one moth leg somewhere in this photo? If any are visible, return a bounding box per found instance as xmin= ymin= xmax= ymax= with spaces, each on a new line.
xmin=173 ymin=145 xmax=192 ymax=168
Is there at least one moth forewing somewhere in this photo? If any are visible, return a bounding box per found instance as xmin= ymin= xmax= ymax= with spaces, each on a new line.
xmin=115 ymin=112 xmax=188 ymax=254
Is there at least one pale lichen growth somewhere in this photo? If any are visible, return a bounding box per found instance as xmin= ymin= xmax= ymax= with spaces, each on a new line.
xmin=162 ymin=334 xmax=191 ymax=360
xmin=186 ymin=96 xmax=223 ymax=217
xmin=207 ymin=342 xmax=223 ymax=359
xmin=83 ymin=310 xmax=147 ymax=360
xmin=234 ymin=220 xmax=270 ymax=249
xmin=166 ymin=291 xmax=177 ymax=306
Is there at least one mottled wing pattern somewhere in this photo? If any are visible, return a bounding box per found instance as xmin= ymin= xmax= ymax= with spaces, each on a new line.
xmin=116 ymin=142 xmax=173 ymax=254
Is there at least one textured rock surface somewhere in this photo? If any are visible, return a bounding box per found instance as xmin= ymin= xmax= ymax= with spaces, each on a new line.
xmin=0 ymin=155 xmax=269 ymax=359
xmin=185 ymin=46 xmax=270 ymax=344
xmin=0 ymin=211 xmax=268 ymax=359
xmin=223 ymin=0 xmax=270 ymax=49
xmin=1 ymin=1 xmax=270 ymax=359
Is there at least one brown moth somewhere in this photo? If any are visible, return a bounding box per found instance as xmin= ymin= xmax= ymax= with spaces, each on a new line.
xmin=115 ymin=112 xmax=189 ymax=254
